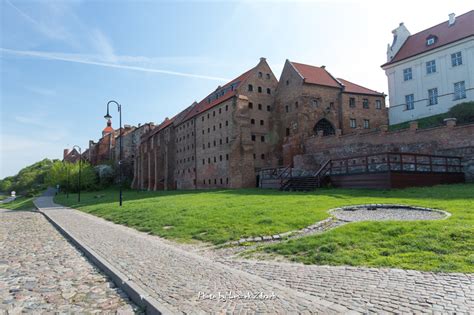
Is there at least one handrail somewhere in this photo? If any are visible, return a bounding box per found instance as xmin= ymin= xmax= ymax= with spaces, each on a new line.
xmin=331 ymin=151 xmax=462 ymax=162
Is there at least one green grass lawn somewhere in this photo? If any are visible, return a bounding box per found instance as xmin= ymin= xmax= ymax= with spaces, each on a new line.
xmin=0 ymin=196 xmax=36 ymax=210
xmin=55 ymin=184 xmax=474 ymax=272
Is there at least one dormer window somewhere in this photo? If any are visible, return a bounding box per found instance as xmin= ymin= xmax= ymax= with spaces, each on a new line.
xmin=426 ymin=35 xmax=437 ymax=46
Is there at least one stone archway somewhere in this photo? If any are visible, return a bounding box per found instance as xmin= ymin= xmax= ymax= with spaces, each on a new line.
xmin=313 ymin=118 xmax=335 ymax=136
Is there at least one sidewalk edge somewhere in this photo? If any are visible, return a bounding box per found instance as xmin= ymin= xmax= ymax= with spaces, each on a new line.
xmin=34 ymin=200 xmax=175 ymax=315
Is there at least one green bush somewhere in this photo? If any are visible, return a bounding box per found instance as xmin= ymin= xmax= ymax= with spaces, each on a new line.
xmin=447 ymin=102 xmax=474 ymax=124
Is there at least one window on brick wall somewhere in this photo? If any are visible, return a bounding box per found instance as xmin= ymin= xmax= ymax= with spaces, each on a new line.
xmin=363 ymin=99 xmax=369 ymax=109
xmin=285 ymin=105 xmax=289 ymax=113
xmin=261 ymin=154 xmax=265 ymax=159
xmin=253 ymin=153 xmax=256 ymax=159
xmin=219 ymin=139 xmax=222 ymax=145
xmin=251 ymin=119 xmax=255 ymax=125
xmin=261 ymin=135 xmax=265 ymax=142
xmin=267 ymin=105 xmax=271 ymax=111
xmin=376 ymin=100 xmax=382 ymax=109
xmin=248 ymin=84 xmax=253 ymax=91
xmin=267 ymin=88 xmax=271 ymax=94
xmin=258 ymin=71 xmax=263 ymax=78
xmin=286 ymin=128 xmax=290 ymax=136
xmin=349 ymin=97 xmax=356 ymax=108
xmin=251 ymin=135 xmax=256 ymax=141
xmin=226 ymin=137 xmax=229 ymax=143
xmin=258 ymin=104 xmax=262 ymax=110
xmin=364 ymin=119 xmax=370 ymax=129
xmin=226 ymin=105 xmax=228 ymax=111
xmin=258 ymin=86 xmax=262 ymax=93
xmin=266 ymin=73 xmax=270 ymax=79
xmin=219 ymin=155 xmax=222 ymax=161
xmin=350 ymin=119 xmax=356 ymax=128
xmin=260 ymin=120 xmax=264 ymax=126
xmin=226 ymin=154 xmax=229 ymax=160
xmin=226 ymin=120 xmax=229 ymax=126
xmin=286 ymin=80 xmax=289 ymax=85
xmin=249 ymin=102 xmax=253 ymax=109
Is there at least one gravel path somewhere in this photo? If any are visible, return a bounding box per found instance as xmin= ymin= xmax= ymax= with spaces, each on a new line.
xmin=34 ymin=195 xmax=348 ymax=314
xmin=331 ymin=206 xmax=447 ymax=222
xmin=0 ymin=209 xmax=139 ymax=314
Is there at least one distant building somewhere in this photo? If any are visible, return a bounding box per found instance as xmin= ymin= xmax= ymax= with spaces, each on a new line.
xmin=133 ymin=58 xmax=388 ymax=190
xmin=275 ymin=60 xmax=387 ymax=165
xmin=382 ymin=10 xmax=474 ymax=125
xmin=62 ymin=148 xmax=81 ymax=163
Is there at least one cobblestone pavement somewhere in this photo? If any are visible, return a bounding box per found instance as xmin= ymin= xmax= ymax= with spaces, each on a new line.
xmin=222 ymin=260 xmax=474 ymax=314
xmin=34 ymin=194 xmax=474 ymax=314
xmin=0 ymin=209 xmax=139 ymax=314
xmin=34 ymin=196 xmax=348 ymax=314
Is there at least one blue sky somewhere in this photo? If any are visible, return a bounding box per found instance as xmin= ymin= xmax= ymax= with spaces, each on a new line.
xmin=1 ymin=0 xmax=472 ymax=178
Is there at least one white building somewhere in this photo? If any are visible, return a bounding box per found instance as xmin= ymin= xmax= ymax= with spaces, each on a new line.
xmin=382 ymin=11 xmax=474 ymax=125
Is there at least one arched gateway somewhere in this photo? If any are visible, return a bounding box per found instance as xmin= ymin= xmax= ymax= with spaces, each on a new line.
xmin=313 ymin=118 xmax=335 ymax=136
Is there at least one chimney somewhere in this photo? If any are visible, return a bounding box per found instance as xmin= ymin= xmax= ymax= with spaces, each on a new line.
xmin=321 ymin=65 xmax=326 ymax=69
xmin=260 ymin=57 xmax=266 ymax=62
xmin=63 ymin=149 xmax=70 ymax=159
xmin=448 ymin=13 xmax=456 ymax=26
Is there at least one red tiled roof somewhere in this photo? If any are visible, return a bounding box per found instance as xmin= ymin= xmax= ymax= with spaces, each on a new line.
xmin=337 ymin=78 xmax=384 ymax=96
xmin=290 ymin=62 xmax=340 ymax=88
xmin=181 ymin=68 xmax=253 ymax=123
xmin=383 ymin=10 xmax=474 ymax=66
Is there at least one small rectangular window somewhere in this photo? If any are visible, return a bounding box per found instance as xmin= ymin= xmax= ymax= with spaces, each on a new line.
xmin=428 ymin=88 xmax=438 ymax=105
xmin=267 ymin=105 xmax=271 ymax=112
xmin=403 ymin=68 xmax=412 ymax=81
xmin=453 ymin=81 xmax=466 ymax=100
xmin=363 ymin=99 xmax=369 ymax=109
xmin=405 ymin=94 xmax=415 ymax=110
xmin=375 ymin=100 xmax=382 ymax=109
xmin=350 ymin=119 xmax=356 ymax=128
xmin=426 ymin=60 xmax=436 ymax=74
xmin=249 ymin=102 xmax=253 ymax=109
xmin=258 ymin=104 xmax=262 ymax=110
xmin=363 ymin=119 xmax=370 ymax=129
xmin=451 ymin=52 xmax=462 ymax=67
xmin=251 ymin=135 xmax=256 ymax=141
xmin=349 ymin=98 xmax=356 ymax=108
xmin=286 ymin=128 xmax=290 ymax=136
xmin=261 ymin=135 xmax=265 ymax=142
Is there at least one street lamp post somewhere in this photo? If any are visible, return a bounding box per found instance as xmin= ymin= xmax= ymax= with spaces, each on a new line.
xmin=104 ymin=100 xmax=123 ymax=207
xmin=62 ymin=160 xmax=70 ymax=199
xmin=73 ymin=145 xmax=82 ymax=202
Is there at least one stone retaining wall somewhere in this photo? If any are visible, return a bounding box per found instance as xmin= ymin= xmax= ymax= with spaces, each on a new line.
xmin=289 ymin=121 xmax=474 ymax=181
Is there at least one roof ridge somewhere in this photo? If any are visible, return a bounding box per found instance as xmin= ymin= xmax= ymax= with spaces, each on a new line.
xmin=406 ymin=9 xmax=474 ymax=38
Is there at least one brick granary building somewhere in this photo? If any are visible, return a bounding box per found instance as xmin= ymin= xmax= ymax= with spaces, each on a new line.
xmin=132 ymin=58 xmax=388 ymax=190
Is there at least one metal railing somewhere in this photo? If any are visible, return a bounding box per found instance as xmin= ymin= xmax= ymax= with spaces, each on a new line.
xmin=329 ymin=152 xmax=463 ymax=175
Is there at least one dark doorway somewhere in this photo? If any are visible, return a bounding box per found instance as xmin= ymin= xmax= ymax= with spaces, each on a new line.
xmin=313 ymin=118 xmax=335 ymax=136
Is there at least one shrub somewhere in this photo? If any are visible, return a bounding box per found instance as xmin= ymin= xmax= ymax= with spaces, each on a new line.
xmin=447 ymin=102 xmax=474 ymax=124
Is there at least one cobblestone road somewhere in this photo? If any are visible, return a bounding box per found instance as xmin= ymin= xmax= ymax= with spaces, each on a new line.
xmin=224 ymin=260 xmax=474 ymax=314
xmin=0 ymin=209 xmax=138 ymax=314
xmin=34 ymin=196 xmax=347 ymax=314
xmin=33 ymin=195 xmax=474 ymax=314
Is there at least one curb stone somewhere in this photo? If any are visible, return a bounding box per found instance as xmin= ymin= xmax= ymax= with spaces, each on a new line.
xmin=34 ymin=201 xmax=175 ymax=315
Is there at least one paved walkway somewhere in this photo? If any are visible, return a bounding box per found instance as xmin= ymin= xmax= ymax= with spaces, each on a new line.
xmin=0 ymin=209 xmax=138 ymax=313
xmin=34 ymin=195 xmax=348 ymax=314
xmin=33 ymin=194 xmax=474 ymax=314
xmin=224 ymin=260 xmax=473 ymax=314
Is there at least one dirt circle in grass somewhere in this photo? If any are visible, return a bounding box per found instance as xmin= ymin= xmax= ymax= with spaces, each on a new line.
xmin=330 ymin=205 xmax=449 ymax=222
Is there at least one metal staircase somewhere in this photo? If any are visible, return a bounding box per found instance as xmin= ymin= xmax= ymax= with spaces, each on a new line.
xmin=280 ymin=160 xmax=331 ymax=191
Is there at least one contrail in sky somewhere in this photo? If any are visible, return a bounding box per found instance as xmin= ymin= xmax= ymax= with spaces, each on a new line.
xmin=1 ymin=48 xmax=229 ymax=82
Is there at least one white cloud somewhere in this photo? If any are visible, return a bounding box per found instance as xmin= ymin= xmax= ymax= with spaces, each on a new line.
xmin=1 ymin=48 xmax=230 ymax=81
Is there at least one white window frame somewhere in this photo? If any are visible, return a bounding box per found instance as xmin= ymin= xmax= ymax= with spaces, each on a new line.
xmin=403 ymin=68 xmax=412 ymax=81
xmin=405 ymin=94 xmax=415 ymax=110
xmin=453 ymin=81 xmax=466 ymax=100
xmin=363 ymin=119 xmax=370 ymax=129
xmin=426 ymin=60 xmax=436 ymax=74
xmin=428 ymin=88 xmax=438 ymax=105
xmin=375 ymin=100 xmax=382 ymax=109
xmin=451 ymin=52 xmax=462 ymax=67
xmin=350 ymin=119 xmax=356 ymax=128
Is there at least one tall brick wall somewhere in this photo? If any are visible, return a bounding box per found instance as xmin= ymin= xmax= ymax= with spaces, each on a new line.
xmin=291 ymin=122 xmax=474 ymax=181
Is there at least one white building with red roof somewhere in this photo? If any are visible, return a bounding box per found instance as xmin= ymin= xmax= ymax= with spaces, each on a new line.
xmin=382 ymin=10 xmax=474 ymax=124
